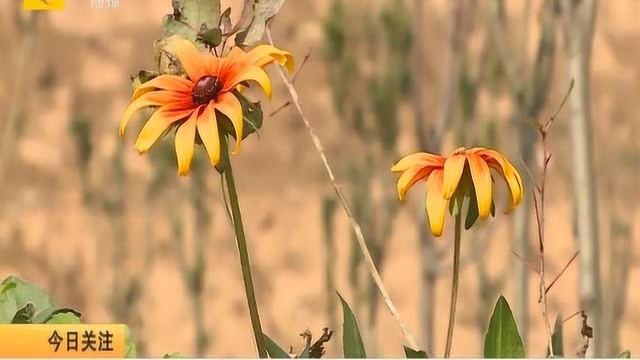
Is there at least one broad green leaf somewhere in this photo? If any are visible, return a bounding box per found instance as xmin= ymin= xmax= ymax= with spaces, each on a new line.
xmin=484 ymin=296 xmax=525 ymax=358
xmin=619 ymin=350 xmax=631 ymax=358
xmin=263 ymin=334 xmax=290 ymax=358
xmin=547 ymin=314 xmax=563 ymax=357
xmin=125 ymin=325 xmax=137 ymax=358
xmin=46 ymin=311 xmax=82 ymax=325
xmin=162 ymin=0 xmax=221 ymax=43
xmin=236 ymin=0 xmax=286 ymax=47
xmin=11 ymin=303 xmax=36 ymax=324
xmin=338 ymin=293 xmax=367 ymax=358
xmin=403 ymin=346 xmax=429 ymax=358
xmin=0 ymin=276 xmax=56 ymax=324
xmin=39 ymin=308 xmax=82 ymax=324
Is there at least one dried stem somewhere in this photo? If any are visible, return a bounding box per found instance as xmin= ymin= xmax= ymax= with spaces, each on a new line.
xmin=540 ymin=250 xmax=580 ymax=302
xmin=266 ymin=28 xmax=420 ymax=351
xmin=530 ymin=80 xmax=576 ymax=357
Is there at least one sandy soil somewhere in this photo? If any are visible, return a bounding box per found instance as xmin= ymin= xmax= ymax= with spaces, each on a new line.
xmin=0 ymin=0 xmax=639 ymax=357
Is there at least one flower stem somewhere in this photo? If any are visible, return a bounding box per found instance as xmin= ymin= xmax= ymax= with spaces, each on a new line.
xmin=222 ymin=138 xmax=268 ymax=358
xmin=444 ymin=209 xmax=462 ymax=358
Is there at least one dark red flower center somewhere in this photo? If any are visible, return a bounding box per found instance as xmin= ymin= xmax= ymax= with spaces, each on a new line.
xmin=192 ymin=75 xmax=223 ymax=106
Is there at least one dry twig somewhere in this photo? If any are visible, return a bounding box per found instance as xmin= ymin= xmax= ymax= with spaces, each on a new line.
xmin=265 ymin=27 xmax=419 ymax=350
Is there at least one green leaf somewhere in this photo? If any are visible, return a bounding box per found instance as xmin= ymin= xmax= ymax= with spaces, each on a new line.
xmin=125 ymin=326 xmax=137 ymax=358
xmin=46 ymin=311 xmax=82 ymax=325
xmin=0 ymin=276 xmax=56 ymax=324
xmin=197 ymin=26 xmax=222 ymax=49
xmin=220 ymin=7 xmax=233 ymax=35
xmin=403 ymin=346 xmax=429 ymax=358
xmin=465 ymin=191 xmax=479 ymax=230
xmin=131 ymin=69 xmax=159 ymax=91
xmin=163 ymin=352 xmax=189 ymax=358
xmin=162 ymin=0 xmax=221 ymax=43
xmin=484 ymin=296 xmax=525 ymax=358
xmin=39 ymin=308 xmax=82 ymax=324
xmin=338 ymin=293 xmax=367 ymax=358
xmin=547 ymin=314 xmax=563 ymax=357
xmin=223 ymin=91 xmax=264 ymax=141
xmin=11 ymin=303 xmax=36 ymax=324
xmin=619 ymin=350 xmax=631 ymax=358
xmin=236 ymin=0 xmax=286 ymax=47
xmin=263 ymin=334 xmax=290 ymax=358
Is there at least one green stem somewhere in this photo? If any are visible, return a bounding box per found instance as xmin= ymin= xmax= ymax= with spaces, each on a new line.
xmin=444 ymin=209 xmax=462 ymax=358
xmin=222 ymin=138 xmax=268 ymax=358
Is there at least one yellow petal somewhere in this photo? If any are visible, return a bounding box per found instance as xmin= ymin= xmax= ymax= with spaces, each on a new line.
xmin=174 ymin=111 xmax=198 ymax=176
xmin=425 ymin=169 xmax=449 ymax=237
xmin=215 ymin=92 xmax=243 ymax=155
xmin=196 ymin=103 xmax=221 ymax=166
xmin=120 ymin=91 xmax=189 ymax=136
xmin=134 ymin=107 xmax=196 ymax=153
xmin=395 ymin=166 xmax=434 ymax=201
xmin=247 ymin=45 xmax=295 ymax=74
xmin=391 ymin=152 xmax=445 ymax=173
xmin=132 ymin=75 xmax=193 ymax=100
xmin=467 ymin=153 xmax=493 ymax=219
xmin=224 ymin=65 xmax=272 ymax=100
xmin=442 ymin=154 xmax=466 ymax=199
xmin=174 ymin=39 xmax=208 ymax=82
xmin=476 ymin=149 xmax=524 ymax=212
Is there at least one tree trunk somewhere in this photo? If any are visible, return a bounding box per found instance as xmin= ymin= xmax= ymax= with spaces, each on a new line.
xmin=560 ymin=0 xmax=602 ymax=356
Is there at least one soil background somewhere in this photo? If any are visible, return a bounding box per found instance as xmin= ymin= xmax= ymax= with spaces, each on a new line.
xmin=0 ymin=0 xmax=639 ymax=357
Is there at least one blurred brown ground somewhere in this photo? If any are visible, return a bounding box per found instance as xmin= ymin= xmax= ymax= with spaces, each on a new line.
xmin=0 ymin=0 xmax=639 ymax=357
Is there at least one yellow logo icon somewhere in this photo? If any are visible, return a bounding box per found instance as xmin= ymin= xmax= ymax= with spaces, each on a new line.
xmin=23 ymin=0 xmax=65 ymax=11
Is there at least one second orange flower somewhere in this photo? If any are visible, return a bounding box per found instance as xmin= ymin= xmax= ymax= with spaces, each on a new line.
xmin=392 ymin=147 xmax=524 ymax=236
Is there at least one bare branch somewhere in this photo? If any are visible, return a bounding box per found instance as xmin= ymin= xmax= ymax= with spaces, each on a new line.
xmin=292 ymin=48 xmax=312 ymax=84
xmin=265 ymin=28 xmax=420 ymax=351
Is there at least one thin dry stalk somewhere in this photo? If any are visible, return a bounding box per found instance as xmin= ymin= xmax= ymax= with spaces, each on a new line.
xmin=265 ymin=28 xmax=420 ymax=351
xmin=528 ymin=80 xmax=576 ymax=357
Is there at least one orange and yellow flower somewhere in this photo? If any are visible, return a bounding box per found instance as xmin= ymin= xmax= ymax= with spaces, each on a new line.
xmin=119 ymin=39 xmax=294 ymax=175
xmin=392 ymin=147 xmax=524 ymax=237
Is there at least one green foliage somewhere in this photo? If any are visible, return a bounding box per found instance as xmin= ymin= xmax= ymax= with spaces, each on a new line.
xmin=69 ymin=113 xmax=93 ymax=171
xmin=163 ymin=352 xmax=190 ymax=358
xmin=368 ymin=75 xmax=400 ymax=151
xmin=161 ymin=0 xmax=221 ymax=44
xmin=484 ymin=296 xmax=525 ymax=358
xmin=0 ymin=276 xmax=58 ymax=324
xmin=236 ymin=0 xmax=286 ymax=47
xmin=263 ymin=334 xmax=290 ymax=358
xmin=403 ymin=346 xmax=429 ymax=358
xmin=548 ymin=314 xmax=563 ymax=357
xmin=619 ymin=350 xmax=631 ymax=358
xmin=125 ymin=326 xmax=138 ymax=358
xmin=323 ymin=0 xmax=347 ymax=59
xmin=338 ymin=293 xmax=367 ymax=358
xmin=0 ymin=276 xmax=137 ymax=357
xmin=223 ymin=91 xmax=264 ymax=141
xmin=380 ymin=0 xmax=412 ymax=54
